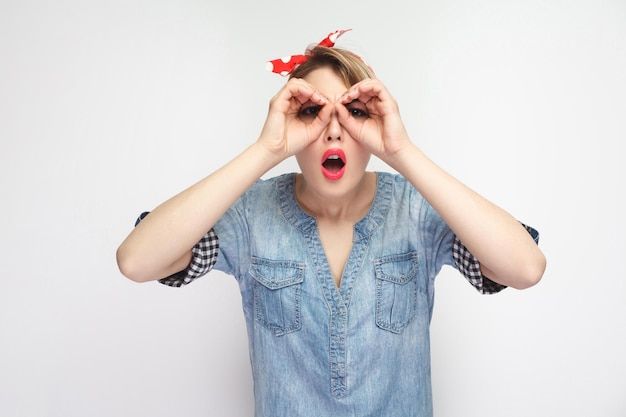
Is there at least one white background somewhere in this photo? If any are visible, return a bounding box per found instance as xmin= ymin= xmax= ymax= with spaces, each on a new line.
xmin=1 ymin=0 xmax=625 ymax=416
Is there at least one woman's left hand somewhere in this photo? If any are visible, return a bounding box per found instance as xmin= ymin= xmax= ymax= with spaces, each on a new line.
xmin=337 ymin=79 xmax=413 ymax=163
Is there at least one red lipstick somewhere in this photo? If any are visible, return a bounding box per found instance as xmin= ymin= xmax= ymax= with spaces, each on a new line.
xmin=321 ymin=148 xmax=346 ymax=180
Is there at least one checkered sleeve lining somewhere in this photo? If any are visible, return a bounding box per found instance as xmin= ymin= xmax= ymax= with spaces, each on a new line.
xmin=452 ymin=223 xmax=539 ymax=295
xmin=134 ymin=211 xmax=219 ymax=287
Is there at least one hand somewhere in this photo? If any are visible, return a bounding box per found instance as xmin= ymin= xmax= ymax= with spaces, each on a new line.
xmin=257 ymin=78 xmax=331 ymax=161
xmin=338 ymin=79 xmax=412 ymax=162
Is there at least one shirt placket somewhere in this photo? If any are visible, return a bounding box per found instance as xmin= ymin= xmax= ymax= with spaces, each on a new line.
xmin=304 ymin=231 xmax=351 ymax=399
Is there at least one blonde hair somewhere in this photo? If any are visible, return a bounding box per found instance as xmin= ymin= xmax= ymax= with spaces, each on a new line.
xmin=289 ymin=46 xmax=374 ymax=87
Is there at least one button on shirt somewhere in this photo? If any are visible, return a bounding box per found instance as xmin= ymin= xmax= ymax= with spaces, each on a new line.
xmin=146 ymin=172 xmax=539 ymax=417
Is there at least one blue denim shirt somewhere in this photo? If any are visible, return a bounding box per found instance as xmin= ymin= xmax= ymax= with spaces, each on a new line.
xmin=207 ymin=172 xmax=492 ymax=417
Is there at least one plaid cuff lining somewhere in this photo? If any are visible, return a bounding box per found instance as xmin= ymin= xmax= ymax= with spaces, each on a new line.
xmin=158 ymin=228 xmax=218 ymax=287
xmin=452 ymin=223 xmax=539 ymax=295
xmin=134 ymin=212 xmax=218 ymax=287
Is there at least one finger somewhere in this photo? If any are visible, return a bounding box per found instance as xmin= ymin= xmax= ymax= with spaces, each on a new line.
xmin=304 ymin=101 xmax=333 ymax=137
xmin=284 ymin=78 xmax=329 ymax=106
xmin=315 ymin=101 xmax=334 ymax=125
xmin=340 ymin=79 xmax=389 ymax=106
xmin=336 ymin=102 xmax=366 ymax=141
xmin=335 ymin=101 xmax=353 ymax=126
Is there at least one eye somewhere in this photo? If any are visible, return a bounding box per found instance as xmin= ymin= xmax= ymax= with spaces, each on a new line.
xmin=298 ymin=105 xmax=322 ymax=122
xmin=345 ymin=101 xmax=369 ymax=119
xmin=348 ymin=108 xmax=369 ymax=118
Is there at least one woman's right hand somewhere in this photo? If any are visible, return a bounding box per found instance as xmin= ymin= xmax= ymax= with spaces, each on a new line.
xmin=257 ymin=78 xmax=330 ymax=160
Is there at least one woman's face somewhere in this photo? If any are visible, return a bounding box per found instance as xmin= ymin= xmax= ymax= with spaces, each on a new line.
xmin=295 ymin=67 xmax=372 ymax=198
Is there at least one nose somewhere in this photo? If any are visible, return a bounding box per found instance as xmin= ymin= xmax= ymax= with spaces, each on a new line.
xmin=325 ymin=107 xmax=342 ymax=142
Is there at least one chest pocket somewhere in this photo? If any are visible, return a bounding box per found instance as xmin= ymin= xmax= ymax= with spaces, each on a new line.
xmin=249 ymin=257 xmax=305 ymax=337
xmin=374 ymin=251 xmax=421 ymax=334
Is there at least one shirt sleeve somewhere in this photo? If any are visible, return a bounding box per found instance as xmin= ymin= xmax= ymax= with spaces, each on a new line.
xmin=452 ymin=223 xmax=540 ymax=295
xmin=133 ymin=212 xmax=219 ymax=287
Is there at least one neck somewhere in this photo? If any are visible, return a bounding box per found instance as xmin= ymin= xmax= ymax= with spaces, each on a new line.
xmin=295 ymin=172 xmax=376 ymax=222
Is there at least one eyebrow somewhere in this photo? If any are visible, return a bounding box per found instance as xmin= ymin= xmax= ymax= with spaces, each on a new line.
xmin=345 ymin=99 xmax=365 ymax=106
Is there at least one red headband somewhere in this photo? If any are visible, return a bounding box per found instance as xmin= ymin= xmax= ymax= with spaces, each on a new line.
xmin=266 ymin=29 xmax=352 ymax=76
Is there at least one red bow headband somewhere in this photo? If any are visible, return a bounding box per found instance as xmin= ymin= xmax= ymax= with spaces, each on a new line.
xmin=266 ymin=29 xmax=352 ymax=76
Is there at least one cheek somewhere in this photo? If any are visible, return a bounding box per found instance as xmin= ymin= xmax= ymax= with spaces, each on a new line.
xmin=295 ymin=151 xmax=316 ymax=173
xmin=350 ymin=145 xmax=372 ymax=168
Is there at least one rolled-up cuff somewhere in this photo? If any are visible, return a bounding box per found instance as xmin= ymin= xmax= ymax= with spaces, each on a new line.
xmin=452 ymin=223 xmax=539 ymax=295
xmin=133 ymin=211 xmax=218 ymax=287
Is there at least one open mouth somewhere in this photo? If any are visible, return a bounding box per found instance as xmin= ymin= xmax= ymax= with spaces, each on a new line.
xmin=321 ymin=149 xmax=346 ymax=180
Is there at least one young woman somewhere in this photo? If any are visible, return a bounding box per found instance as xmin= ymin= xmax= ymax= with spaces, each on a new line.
xmin=117 ymin=30 xmax=545 ymax=417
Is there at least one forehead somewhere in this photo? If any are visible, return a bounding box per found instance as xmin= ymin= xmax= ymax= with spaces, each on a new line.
xmin=302 ymin=67 xmax=349 ymax=100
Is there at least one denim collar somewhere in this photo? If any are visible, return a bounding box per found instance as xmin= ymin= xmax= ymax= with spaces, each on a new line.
xmin=277 ymin=172 xmax=393 ymax=241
